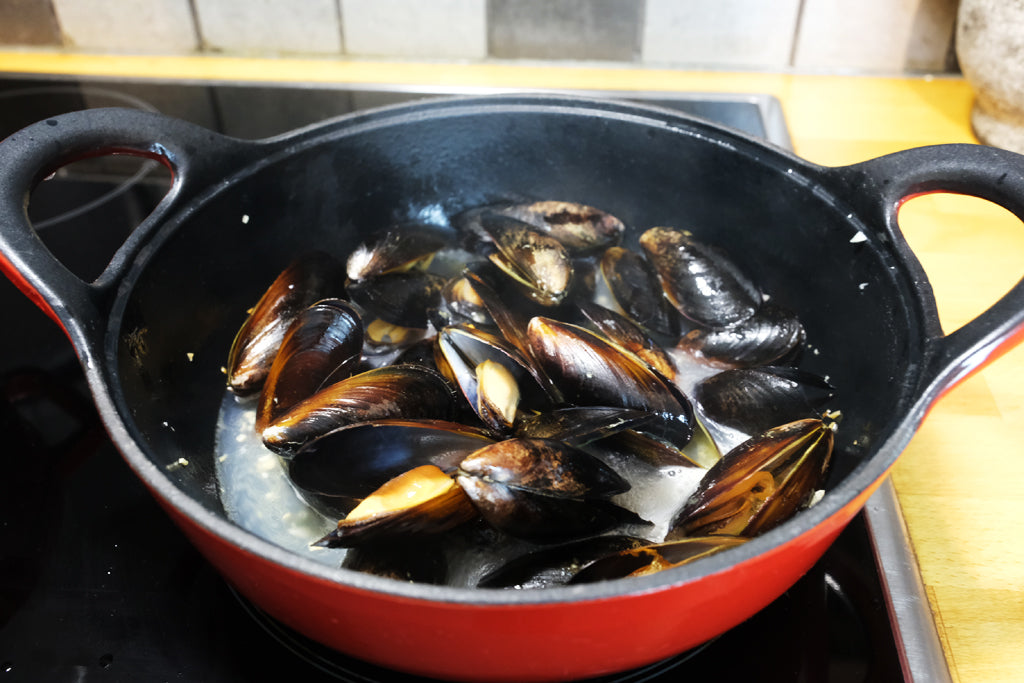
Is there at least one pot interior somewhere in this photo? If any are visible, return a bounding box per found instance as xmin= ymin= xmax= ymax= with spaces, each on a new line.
xmin=106 ymin=99 xmax=925 ymax=559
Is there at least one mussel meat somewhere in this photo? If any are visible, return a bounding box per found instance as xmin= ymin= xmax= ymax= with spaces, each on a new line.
xmin=315 ymin=464 xmax=478 ymax=548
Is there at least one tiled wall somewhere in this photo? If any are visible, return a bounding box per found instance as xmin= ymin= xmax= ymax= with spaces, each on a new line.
xmin=0 ymin=0 xmax=961 ymax=74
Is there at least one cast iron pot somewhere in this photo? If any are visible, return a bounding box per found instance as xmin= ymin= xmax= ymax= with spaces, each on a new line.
xmin=1 ymin=95 xmax=1023 ymax=682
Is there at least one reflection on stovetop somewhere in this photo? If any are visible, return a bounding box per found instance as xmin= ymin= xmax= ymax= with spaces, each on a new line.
xmin=0 ymin=74 xmax=904 ymax=682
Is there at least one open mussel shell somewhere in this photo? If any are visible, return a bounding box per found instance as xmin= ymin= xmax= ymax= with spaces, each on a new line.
xmin=667 ymin=417 xmax=834 ymax=539
xmin=226 ymin=251 xmax=344 ymax=395
xmin=639 ymin=227 xmax=762 ymax=329
xmin=255 ymin=298 xmax=363 ymax=432
xmin=287 ymin=419 xmax=496 ymax=513
xmin=456 ymin=437 xmax=649 ymax=543
xmin=695 ymin=365 xmax=835 ymax=434
xmin=345 ymin=224 xmax=450 ymax=282
xmin=526 ymin=316 xmax=694 ymax=446
xmin=489 ymin=200 xmax=625 ymax=255
xmin=262 ymin=364 xmax=460 ymax=456
xmin=481 ymin=214 xmax=574 ymax=306
xmin=676 ymin=303 xmax=806 ymax=368
xmin=476 ymin=534 xmax=650 ymax=589
xmin=315 ymin=465 xmax=478 ymax=548
xmin=569 ymin=536 xmax=747 ymax=584
xmin=599 ymin=246 xmax=682 ymax=336
xmin=435 ymin=275 xmax=493 ymax=328
xmin=436 ymin=323 xmax=549 ymax=430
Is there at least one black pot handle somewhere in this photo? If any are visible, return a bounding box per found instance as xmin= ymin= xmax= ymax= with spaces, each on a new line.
xmin=830 ymin=143 xmax=1024 ymax=399
xmin=0 ymin=107 xmax=254 ymax=355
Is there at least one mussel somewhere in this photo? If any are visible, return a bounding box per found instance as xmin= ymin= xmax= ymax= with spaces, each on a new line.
xmin=668 ymin=417 xmax=835 ymax=539
xmin=490 ymin=200 xmax=625 ymax=255
xmin=577 ymin=299 xmax=677 ymax=379
xmin=226 ymin=251 xmax=344 ymax=395
xmin=569 ymin=536 xmax=747 ymax=584
xmin=262 ymin=364 xmax=460 ymax=456
xmin=345 ymin=225 xmax=450 ymax=282
xmin=694 ymin=365 xmax=835 ymax=434
xmin=456 ymin=437 xmax=648 ymax=543
xmin=481 ymin=215 xmax=574 ymax=306
xmin=287 ymin=418 xmax=496 ymax=513
xmin=599 ymin=245 xmax=682 ymax=336
xmin=676 ymin=303 xmax=806 ymax=368
xmin=639 ymin=227 xmax=762 ymax=329
xmin=435 ymin=323 xmax=549 ymax=431
xmin=315 ymin=464 xmax=478 ymax=548
xmin=346 ymin=270 xmax=446 ymax=330
xmin=477 ymin=534 xmax=650 ymax=589
xmin=527 ymin=316 xmax=694 ymax=446
xmin=255 ymin=299 xmax=363 ymax=432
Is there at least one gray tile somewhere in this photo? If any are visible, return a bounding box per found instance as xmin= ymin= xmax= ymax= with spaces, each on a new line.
xmin=488 ymin=0 xmax=642 ymax=61
xmin=642 ymin=0 xmax=800 ymax=69
xmin=794 ymin=0 xmax=957 ymax=72
xmin=341 ymin=0 xmax=486 ymax=59
xmin=195 ymin=0 xmax=343 ymax=55
xmin=52 ymin=0 xmax=198 ymax=53
xmin=0 ymin=0 xmax=61 ymax=45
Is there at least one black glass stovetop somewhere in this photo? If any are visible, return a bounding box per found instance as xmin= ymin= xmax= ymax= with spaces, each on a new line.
xmin=0 ymin=75 xmax=942 ymax=682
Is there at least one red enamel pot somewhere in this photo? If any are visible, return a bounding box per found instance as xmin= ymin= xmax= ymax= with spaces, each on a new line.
xmin=2 ymin=96 xmax=1024 ymax=682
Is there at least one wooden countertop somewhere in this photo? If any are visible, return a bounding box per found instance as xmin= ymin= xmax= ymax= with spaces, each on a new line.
xmin=2 ymin=52 xmax=1022 ymax=682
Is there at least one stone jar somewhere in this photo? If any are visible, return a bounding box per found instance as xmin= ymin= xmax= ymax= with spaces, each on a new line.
xmin=957 ymin=0 xmax=1024 ymax=154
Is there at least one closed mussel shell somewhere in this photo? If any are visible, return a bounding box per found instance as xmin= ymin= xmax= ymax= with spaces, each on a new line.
xmin=262 ymin=364 xmax=460 ymax=456
xmin=227 ymin=251 xmax=344 ymax=395
xmin=477 ymin=534 xmax=650 ymax=589
xmin=513 ymin=406 xmax=655 ymax=446
xmin=569 ymin=536 xmax=747 ymax=584
xmin=287 ymin=418 xmax=495 ymax=513
xmin=667 ymin=418 xmax=834 ymax=539
xmin=676 ymin=303 xmax=806 ymax=368
xmin=255 ymin=299 xmax=363 ymax=432
xmin=315 ymin=464 xmax=478 ymax=548
xmin=457 ymin=438 xmax=648 ymax=543
xmin=599 ymin=246 xmax=682 ymax=336
xmin=578 ymin=299 xmax=677 ymax=379
xmin=639 ymin=227 xmax=762 ymax=329
xmin=695 ymin=365 xmax=835 ymax=434
xmin=527 ymin=316 xmax=694 ymax=446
